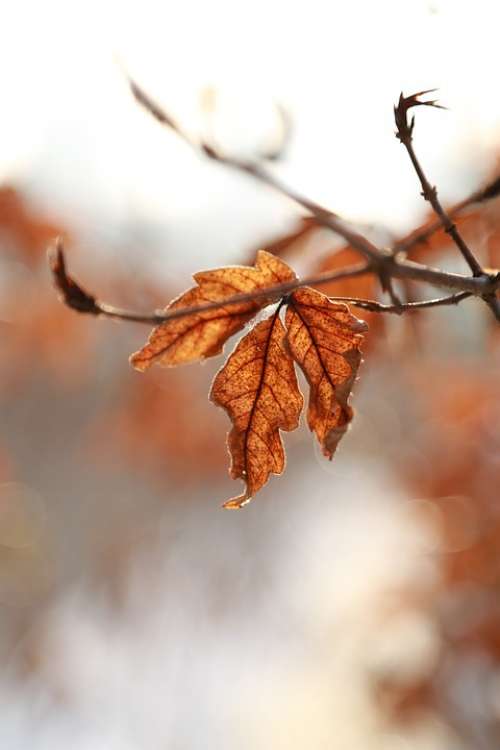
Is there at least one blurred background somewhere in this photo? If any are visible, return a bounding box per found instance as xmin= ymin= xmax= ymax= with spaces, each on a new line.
xmin=1 ymin=0 xmax=500 ymax=747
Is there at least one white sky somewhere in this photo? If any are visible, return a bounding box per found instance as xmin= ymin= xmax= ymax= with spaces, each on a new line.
xmin=1 ymin=0 xmax=500 ymax=273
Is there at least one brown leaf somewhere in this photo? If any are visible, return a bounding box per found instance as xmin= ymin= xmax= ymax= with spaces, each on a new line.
xmin=91 ymin=367 xmax=227 ymax=483
xmin=285 ymin=287 xmax=366 ymax=459
xmin=310 ymin=245 xmax=384 ymax=346
xmin=398 ymin=208 xmax=487 ymax=264
xmin=130 ymin=250 xmax=296 ymax=371
xmin=210 ymin=308 xmax=303 ymax=508
xmin=314 ymin=244 xmax=376 ymax=298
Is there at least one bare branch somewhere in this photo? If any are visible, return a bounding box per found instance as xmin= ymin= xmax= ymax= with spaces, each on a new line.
xmin=57 ymin=79 xmax=500 ymax=325
xmin=394 ymin=90 xmax=483 ymax=276
xmin=49 ymin=241 xmax=496 ymax=330
xmin=127 ymin=77 xmax=500 ymax=307
xmin=387 ymin=256 xmax=498 ymax=293
xmin=393 ymin=197 xmax=471 ymax=256
xmin=393 ymin=171 xmax=500 ymax=256
xmin=128 ymin=78 xmax=185 ymax=136
xmin=128 ymin=76 xmax=382 ymax=265
xmin=332 ymin=291 xmax=472 ymax=314
xmin=476 ymin=174 xmax=500 ymax=203
xmin=481 ymin=292 xmax=500 ymax=321
xmin=48 ymin=239 xmax=371 ymax=325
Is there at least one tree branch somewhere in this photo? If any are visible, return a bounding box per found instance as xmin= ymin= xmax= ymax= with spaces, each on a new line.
xmin=128 ymin=76 xmax=382 ymax=266
xmin=133 ymin=77 xmax=500 ymax=268
xmin=48 ymin=240 xmax=490 ymax=327
xmin=336 ymin=291 xmax=472 ymax=314
xmin=394 ymin=90 xmax=484 ymax=276
xmin=126 ymin=78 xmax=500 ymax=307
xmin=50 ymin=82 xmax=499 ymax=327
xmin=393 ymin=169 xmax=500 ymax=256
xmin=394 ymin=197 xmax=471 ymax=256
xmin=385 ymin=256 xmax=498 ymax=293
xmin=48 ymin=238 xmax=371 ymax=324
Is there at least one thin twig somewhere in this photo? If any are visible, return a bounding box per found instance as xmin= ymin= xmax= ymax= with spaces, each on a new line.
xmin=128 ymin=76 xmax=382 ymax=265
xmin=50 ymin=83 xmax=500 ymax=326
xmin=386 ymin=256 xmax=498 ymax=293
xmin=48 ymin=240 xmax=484 ymax=327
xmin=393 ymin=196 xmax=471 ymax=256
xmin=331 ymin=291 xmax=472 ymax=314
xmin=393 ymin=171 xmax=500 ymax=257
xmin=133 ymin=75 xmax=500 ymax=267
xmin=126 ymin=78 xmax=500 ymax=303
xmin=394 ymin=90 xmax=484 ymax=276
xmin=48 ymin=238 xmax=371 ymax=324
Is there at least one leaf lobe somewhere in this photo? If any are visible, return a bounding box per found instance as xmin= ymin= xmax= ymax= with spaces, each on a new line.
xmin=285 ymin=287 xmax=366 ymax=459
xmin=210 ymin=305 xmax=303 ymax=508
xmin=130 ymin=250 xmax=296 ymax=371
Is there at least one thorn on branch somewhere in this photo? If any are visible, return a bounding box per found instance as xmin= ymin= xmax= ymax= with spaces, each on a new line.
xmin=48 ymin=239 xmax=99 ymax=315
xmin=394 ymin=89 xmax=445 ymax=142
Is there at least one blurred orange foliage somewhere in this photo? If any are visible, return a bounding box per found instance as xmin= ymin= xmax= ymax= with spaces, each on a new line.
xmin=0 ymin=187 xmax=65 ymax=267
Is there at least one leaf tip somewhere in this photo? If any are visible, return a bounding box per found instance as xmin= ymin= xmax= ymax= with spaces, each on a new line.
xmin=323 ymin=421 xmax=350 ymax=460
xmin=352 ymin=316 xmax=369 ymax=333
xmin=222 ymin=494 xmax=251 ymax=510
xmin=48 ymin=238 xmax=99 ymax=315
xmin=129 ymin=351 xmax=149 ymax=372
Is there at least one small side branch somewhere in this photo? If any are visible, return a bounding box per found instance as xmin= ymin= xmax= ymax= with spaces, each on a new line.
xmin=127 ymin=76 xmax=382 ymax=266
xmin=394 ymin=170 xmax=500 ymax=256
xmin=393 ymin=196 xmax=471 ymax=256
xmin=394 ymin=90 xmax=483 ymax=276
xmin=52 ymin=83 xmax=499 ymax=325
xmin=127 ymin=76 xmax=500 ymax=320
xmin=48 ymin=239 xmax=371 ymax=325
xmin=331 ymin=291 xmax=472 ymax=314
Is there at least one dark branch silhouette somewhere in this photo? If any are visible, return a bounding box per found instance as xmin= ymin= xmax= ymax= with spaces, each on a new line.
xmin=49 ymin=239 xmax=476 ymax=325
xmin=49 ymin=85 xmax=500 ymax=326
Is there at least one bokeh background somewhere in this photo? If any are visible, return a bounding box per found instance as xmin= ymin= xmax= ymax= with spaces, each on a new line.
xmin=1 ymin=1 xmax=500 ymax=747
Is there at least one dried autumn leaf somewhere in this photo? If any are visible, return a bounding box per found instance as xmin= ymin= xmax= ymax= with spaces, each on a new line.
xmin=130 ymin=250 xmax=296 ymax=370
xmin=310 ymin=245 xmax=384 ymax=347
xmin=313 ymin=245 xmax=376 ymax=299
xmin=397 ymin=208 xmax=487 ymax=264
xmin=285 ymin=287 xmax=367 ymax=459
xmin=210 ymin=309 xmax=303 ymax=508
xmin=92 ymin=367 xmax=227 ymax=481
